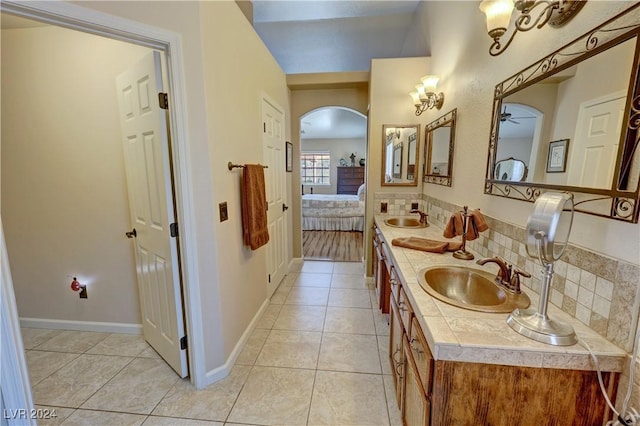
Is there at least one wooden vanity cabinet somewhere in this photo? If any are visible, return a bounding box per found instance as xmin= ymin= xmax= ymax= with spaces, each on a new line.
xmin=389 ymin=281 xmax=432 ymax=426
xmin=403 ymin=336 xmax=430 ymax=426
xmin=389 ymin=294 xmax=405 ymax=410
xmin=372 ymin=223 xmax=390 ymax=313
xmin=380 ymin=228 xmax=618 ymax=425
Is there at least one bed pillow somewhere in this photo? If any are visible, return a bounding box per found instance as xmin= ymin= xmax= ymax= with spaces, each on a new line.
xmin=357 ymin=184 xmax=366 ymax=201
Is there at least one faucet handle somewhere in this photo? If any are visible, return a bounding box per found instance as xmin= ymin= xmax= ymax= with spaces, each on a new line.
xmin=509 ymin=267 xmax=531 ymax=293
xmin=513 ymin=267 xmax=531 ymax=278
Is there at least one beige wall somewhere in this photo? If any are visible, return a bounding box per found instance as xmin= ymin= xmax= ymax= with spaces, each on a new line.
xmin=1 ymin=26 xmax=149 ymax=325
xmin=199 ymin=0 xmax=290 ymax=360
xmin=5 ymin=0 xmax=291 ymax=375
xmin=411 ymin=0 xmax=639 ymax=265
xmin=289 ymin=87 xmax=368 ymax=257
xmin=366 ymin=57 xmax=431 ymax=273
xmin=408 ymin=0 xmax=640 ymax=412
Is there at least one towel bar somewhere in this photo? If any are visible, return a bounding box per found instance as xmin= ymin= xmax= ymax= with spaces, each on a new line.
xmin=228 ymin=162 xmax=268 ymax=171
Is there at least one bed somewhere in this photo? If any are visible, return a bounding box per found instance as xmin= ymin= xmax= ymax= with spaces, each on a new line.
xmin=302 ymin=193 xmax=365 ymax=232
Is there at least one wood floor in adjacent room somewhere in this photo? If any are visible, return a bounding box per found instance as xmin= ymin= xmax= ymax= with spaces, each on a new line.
xmin=303 ymin=231 xmax=363 ymax=262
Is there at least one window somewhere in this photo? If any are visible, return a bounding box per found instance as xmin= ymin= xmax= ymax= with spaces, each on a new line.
xmin=301 ymin=152 xmax=330 ymax=185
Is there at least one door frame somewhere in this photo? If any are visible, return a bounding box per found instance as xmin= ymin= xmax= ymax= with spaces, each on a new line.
xmin=1 ymin=1 xmax=207 ymax=388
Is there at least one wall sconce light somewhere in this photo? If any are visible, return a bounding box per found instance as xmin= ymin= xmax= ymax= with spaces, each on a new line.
xmin=479 ymin=0 xmax=587 ymax=56
xmin=409 ymin=75 xmax=444 ymax=116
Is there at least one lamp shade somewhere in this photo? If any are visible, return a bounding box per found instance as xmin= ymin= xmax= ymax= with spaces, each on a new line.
xmin=420 ymin=75 xmax=439 ymax=94
xmin=409 ymin=91 xmax=421 ymax=106
xmin=479 ymin=0 xmax=514 ymax=34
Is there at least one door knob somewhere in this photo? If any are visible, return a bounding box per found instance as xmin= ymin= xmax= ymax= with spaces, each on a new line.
xmin=125 ymin=228 xmax=137 ymax=239
xmin=282 ymin=204 xmax=289 ymax=212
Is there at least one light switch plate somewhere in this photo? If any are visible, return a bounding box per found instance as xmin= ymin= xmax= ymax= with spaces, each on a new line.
xmin=219 ymin=202 xmax=228 ymax=222
xmin=381 ymin=202 xmax=388 ymax=213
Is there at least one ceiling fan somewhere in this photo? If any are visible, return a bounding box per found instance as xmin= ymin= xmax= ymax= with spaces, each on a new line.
xmin=500 ymin=106 xmax=520 ymax=124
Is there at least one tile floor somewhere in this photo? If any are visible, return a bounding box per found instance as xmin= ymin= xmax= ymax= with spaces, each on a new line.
xmin=21 ymin=260 xmax=401 ymax=426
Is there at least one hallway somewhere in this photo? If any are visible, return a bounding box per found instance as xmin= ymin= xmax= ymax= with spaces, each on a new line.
xmin=23 ymin=260 xmax=400 ymax=425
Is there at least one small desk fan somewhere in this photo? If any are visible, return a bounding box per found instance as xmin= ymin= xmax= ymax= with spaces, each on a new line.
xmin=507 ymin=192 xmax=577 ymax=345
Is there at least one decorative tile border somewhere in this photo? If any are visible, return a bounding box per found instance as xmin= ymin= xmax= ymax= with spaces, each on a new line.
xmin=373 ymin=192 xmax=423 ymax=217
xmin=422 ymin=194 xmax=640 ymax=353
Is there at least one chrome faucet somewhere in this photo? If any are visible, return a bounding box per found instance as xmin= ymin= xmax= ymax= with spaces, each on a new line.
xmin=476 ymin=256 xmax=530 ymax=293
xmin=410 ymin=209 xmax=429 ymax=225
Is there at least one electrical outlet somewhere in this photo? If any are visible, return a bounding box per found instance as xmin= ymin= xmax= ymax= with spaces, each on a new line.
xmin=219 ymin=202 xmax=228 ymax=222
xmin=411 ymin=202 xmax=419 ymax=210
xmin=381 ymin=202 xmax=388 ymax=213
xmin=79 ymin=286 xmax=88 ymax=299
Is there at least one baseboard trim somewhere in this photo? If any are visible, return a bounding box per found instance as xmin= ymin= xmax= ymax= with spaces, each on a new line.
xmin=19 ymin=317 xmax=142 ymax=334
xmin=289 ymin=257 xmax=303 ymax=271
xmin=201 ymin=297 xmax=270 ymax=388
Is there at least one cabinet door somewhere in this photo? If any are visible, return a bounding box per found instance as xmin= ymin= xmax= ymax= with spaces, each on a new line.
xmin=389 ymin=294 xmax=405 ymax=410
xmin=403 ymin=337 xmax=430 ymax=426
xmin=374 ymin=233 xmax=390 ymax=313
xmin=409 ymin=317 xmax=434 ymax=392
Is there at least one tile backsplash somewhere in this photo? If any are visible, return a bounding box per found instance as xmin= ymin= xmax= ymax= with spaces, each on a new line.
xmin=373 ymin=192 xmax=423 ymax=217
xmin=420 ymin=194 xmax=640 ymax=353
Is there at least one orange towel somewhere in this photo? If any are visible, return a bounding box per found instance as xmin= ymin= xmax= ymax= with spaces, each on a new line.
xmin=469 ymin=209 xmax=488 ymax=232
xmin=241 ymin=165 xmax=270 ymax=250
xmin=465 ymin=209 xmax=488 ymax=242
xmin=443 ymin=212 xmax=464 ymax=238
xmin=445 ymin=240 xmax=463 ymax=252
xmin=392 ymin=237 xmax=449 ymax=254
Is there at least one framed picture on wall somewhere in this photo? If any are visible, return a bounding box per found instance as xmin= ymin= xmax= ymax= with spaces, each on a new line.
xmin=285 ymin=141 xmax=293 ymax=172
xmin=546 ymin=139 xmax=569 ymax=173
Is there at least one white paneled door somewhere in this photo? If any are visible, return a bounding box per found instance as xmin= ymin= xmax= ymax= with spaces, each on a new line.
xmin=262 ymin=97 xmax=287 ymax=297
xmin=568 ymin=92 xmax=626 ymax=189
xmin=116 ymin=51 xmax=188 ymax=377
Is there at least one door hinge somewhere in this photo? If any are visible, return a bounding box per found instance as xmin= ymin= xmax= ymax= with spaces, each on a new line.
xmin=170 ymin=222 xmax=179 ymax=238
xmin=180 ymin=335 xmax=188 ymax=350
xmin=158 ymin=92 xmax=169 ymax=110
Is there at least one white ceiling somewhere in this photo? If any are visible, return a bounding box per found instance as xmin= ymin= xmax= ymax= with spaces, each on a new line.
xmin=253 ymin=1 xmax=425 ymax=139
xmin=301 ymin=107 xmax=366 ymax=140
xmin=252 ymin=0 xmax=422 ymax=74
xmin=499 ymin=103 xmax=538 ymax=139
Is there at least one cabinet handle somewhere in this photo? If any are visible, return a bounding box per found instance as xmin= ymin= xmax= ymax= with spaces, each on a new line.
xmin=392 ymin=347 xmax=404 ymax=377
xmin=410 ymin=338 xmax=423 ymax=354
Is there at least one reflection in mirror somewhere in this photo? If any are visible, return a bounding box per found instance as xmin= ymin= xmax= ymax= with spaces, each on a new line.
xmin=407 ymin=134 xmax=416 ymax=180
xmin=424 ymin=109 xmax=457 ymax=187
xmin=485 ymin=5 xmax=640 ymax=223
xmin=393 ymin=143 xmax=403 ymax=178
xmin=495 ymin=157 xmax=528 ymax=181
xmin=382 ymin=125 xmax=420 ymax=186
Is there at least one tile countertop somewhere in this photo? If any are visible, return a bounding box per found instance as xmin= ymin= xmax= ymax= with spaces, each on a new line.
xmin=374 ymin=215 xmax=627 ymax=372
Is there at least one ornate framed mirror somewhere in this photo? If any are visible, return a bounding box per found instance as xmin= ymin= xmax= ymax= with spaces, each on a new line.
xmin=424 ymin=108 xmax=457 ymax=187
xmin=382 ymin=125 xmax=420 ymax=186
xmin=484 ymin=4 xmax=640 ymax=223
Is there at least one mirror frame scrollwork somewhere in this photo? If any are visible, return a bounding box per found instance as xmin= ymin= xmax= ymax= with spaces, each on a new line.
xmin=484 ymin=4 xmax=640 ymax=223
xmin=424 ymin=108 xmax=457 ymax=187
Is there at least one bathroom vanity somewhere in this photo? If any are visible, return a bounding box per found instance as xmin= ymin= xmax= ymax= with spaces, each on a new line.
xmin=373 ymin=217 xmax=626 ymax=425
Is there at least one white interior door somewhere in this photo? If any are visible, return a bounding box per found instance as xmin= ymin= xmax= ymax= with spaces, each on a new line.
xmin=116 ymin=51 xmax=188 ymax=377
xmin=262 ymin=97 xmax=287 ymax=297
xmin=567 ymin=92 xmax=626 ymax=189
